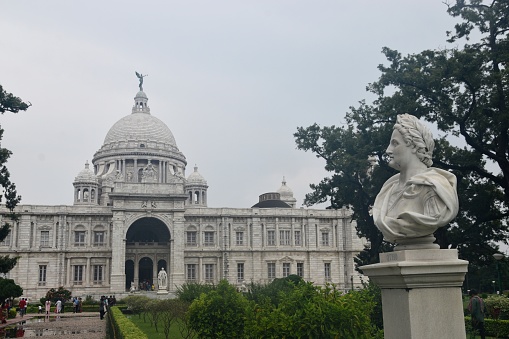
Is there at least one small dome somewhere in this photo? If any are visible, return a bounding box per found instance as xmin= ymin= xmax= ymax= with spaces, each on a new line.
xmin=252 ymin=200 xmax=291 ymax=208
xmin=277 ymin=177 xmax=294 ymax=198
xmin=135 ymin=91 xmax=148 ymax=99
xmin=187 ymin=166 xmax=207 ymax=185
xmin=74 ymin=161 xmax=98 ymax=183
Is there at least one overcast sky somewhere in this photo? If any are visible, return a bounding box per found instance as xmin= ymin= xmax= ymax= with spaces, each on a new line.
xmin=1 ymin=1 xmax=461 ymax=209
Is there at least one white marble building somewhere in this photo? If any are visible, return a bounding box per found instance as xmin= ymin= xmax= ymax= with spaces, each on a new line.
xmin=0 ymin=88 xmax=365 ymax=299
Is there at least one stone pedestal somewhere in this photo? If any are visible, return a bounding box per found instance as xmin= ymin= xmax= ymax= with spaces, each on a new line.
xmin=360 ymin=249 xmax=468 ymax=339
xmin=157 ymin=289 xmax=168 ymax=295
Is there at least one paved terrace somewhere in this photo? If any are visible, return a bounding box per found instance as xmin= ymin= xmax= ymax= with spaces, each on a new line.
xmin=0 ymin=312 xmax=106 ymax=338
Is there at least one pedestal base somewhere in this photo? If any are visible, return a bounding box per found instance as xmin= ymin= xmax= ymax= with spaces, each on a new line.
xmin=157 ymin=289 xmax=168 ymax=295
xmin=360 ymin=249 xmax=468 ymax=339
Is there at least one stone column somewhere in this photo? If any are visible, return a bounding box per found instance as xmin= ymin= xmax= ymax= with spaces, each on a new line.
xmin=110 ymin=212 xmax=126 ymax=293
xmin=134 ymin=256 xmax=139 ymax=289
xmin=360 ymin=249 xmax=468 ymax=339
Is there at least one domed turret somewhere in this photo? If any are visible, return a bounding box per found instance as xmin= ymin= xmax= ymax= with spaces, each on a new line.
xmin=73 ymin=161 xmax=99 ymax=205
xmin=277 ymin=177 xmax=297 ymax=208
xmin=186 ymin=166 xmax=208 ymax=207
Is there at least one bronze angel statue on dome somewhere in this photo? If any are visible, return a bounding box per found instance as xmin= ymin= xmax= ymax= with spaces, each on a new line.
xmin=135 ymin=71 xmax=148 ymax=91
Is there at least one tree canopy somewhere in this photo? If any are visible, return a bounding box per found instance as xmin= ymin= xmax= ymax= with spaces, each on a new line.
xmin=0 ymin=84 xmax=29 ymax=294
xmin=294 ymin=0 xmax=509 ymax=270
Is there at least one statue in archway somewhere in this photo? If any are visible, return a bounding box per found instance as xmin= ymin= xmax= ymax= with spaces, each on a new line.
xmin=158 ymin=267 xmax=167 ymax=290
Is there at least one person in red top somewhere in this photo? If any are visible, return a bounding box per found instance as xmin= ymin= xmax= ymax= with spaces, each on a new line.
xmin=18 ymin=298 xmax=26 ymax=318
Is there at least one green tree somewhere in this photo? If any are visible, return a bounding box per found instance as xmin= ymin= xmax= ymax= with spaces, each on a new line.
xmin=294 ymin=0 xmax=509 ymax=269
xmin=0 ymin=278 xmax=22 ymax=302
xmin=0 ymin=85 xmax=29 ymax=298
xmin=187 ymin=280 xmax=248 ymax=339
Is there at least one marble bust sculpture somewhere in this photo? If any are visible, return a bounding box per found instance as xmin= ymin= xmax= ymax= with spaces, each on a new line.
xmin=373 ymin=114 xmax=459 ymax=249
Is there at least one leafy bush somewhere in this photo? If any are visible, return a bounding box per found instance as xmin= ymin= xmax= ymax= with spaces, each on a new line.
xmin=188 ymin=280 xmax=248 ymax=338
xmin=176 ymin=282 xmax=216 ymax=303
xmin=245 ymin=282 xmax=375 ymax=339
xmin=124 ymin=295 xmax=150 ymax=316
xmin=484 ymin=295 xmax=509 ymax=320
xmin=44 ymin=286 xmax=71 ymax=303
xmin=245 ymin=275 xmax=303 ymax=307
xmin=466 ymin=316 xmax=509 ymax=338
xmin=109 ymin=306 xmax=148 ymax=339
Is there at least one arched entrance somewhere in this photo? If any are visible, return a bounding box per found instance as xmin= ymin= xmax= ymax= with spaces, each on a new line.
xmin=158 ymin=259 xmax=167 ymax=272
xmin=125 ymin=260 xmax=134 ymax=290
xmin=125 ymin=217 xmax=171 ymax=291
xmin=139 ymin=257 xmax=153 ymax=290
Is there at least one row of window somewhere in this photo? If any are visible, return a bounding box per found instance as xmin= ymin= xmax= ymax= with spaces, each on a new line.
xmin=37 ymin=264 xmax=105 ymax=286
xmin=0 ymin=231 xmax=107 ymax=248
xmin=73 ymin=231 xmax=106 ymax=247
xmin=185 ymin=230 xmax=331 ymax=247
xmin=184 ymin=262 xmax=332 ymax=282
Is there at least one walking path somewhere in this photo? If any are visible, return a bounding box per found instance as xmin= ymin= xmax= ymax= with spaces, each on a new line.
xmin=0 ymin=312 xmax=106 ymax=338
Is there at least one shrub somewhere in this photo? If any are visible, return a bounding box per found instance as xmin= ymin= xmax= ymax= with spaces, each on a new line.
xmin=484 ymin=295 xmax=509 ymax=320
xmin=176 ymin=282 xmax=216 ymax=303
xmin=245 ymin=282 xmax=375 ymax=339
xmin=44 ymin=286 xmax=72 ymax=303
xmin=188 ymin=280 xmax=248 ymax=338
xmin=109 ymin=306 xmax=148 ymax=339
xmin=465 ymin=316 xmax=509 ymax=338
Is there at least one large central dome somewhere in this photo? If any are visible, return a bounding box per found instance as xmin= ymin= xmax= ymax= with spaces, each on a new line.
xmin=92 ymin=90 xmax=186 ymax=166
xmin=104 ymin=113 xmax=177 ymax=146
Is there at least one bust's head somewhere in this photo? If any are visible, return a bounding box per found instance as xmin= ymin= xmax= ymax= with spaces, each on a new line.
xmin=393 ymin=114 xmax=434 ymax=167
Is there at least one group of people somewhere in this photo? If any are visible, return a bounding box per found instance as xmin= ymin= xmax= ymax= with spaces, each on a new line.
xmin=139 ymin=280 xmax=154 ymax=291
xmin=98 ymin=295 xmax=116 ymax=320
xmin=71 ymin=297 xmax=83 ymax=313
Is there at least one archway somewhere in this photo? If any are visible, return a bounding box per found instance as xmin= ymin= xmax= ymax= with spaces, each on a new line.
xmin=125 ymin=260 xmax=134 ymax=290
xmin=125 ymin=217 xmax=171 ymax=290
xmin=158 ymin=259 xmax=167 ymax=272
xmin=139 ymin=257 xmax=153 ymax=290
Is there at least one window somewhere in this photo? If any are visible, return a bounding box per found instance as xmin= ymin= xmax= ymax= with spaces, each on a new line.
xmin=40 ymin=231 xmax=50 ymax=247
xmin=74 ymin=231 xmax=86 ymax=246
xmin=236 ymin=232 xmax=244 ymax=246
xmin=279 ymin=230 xmax=290 ymax=246
xmin=204 ymin=232 xmax=214 ymax=246
xmin=204 ymin=264 xmax=214 ymax=282
xmin=321 ymin=232 xmax=330 ymax=246
xmin=237 ymin=263 xmax=244 ymax=282
xmin=186 ymin=231 xmax=197 ymax=246
xmin=38 ymin=265 xmax=47 ymax=286
xmin=282 ymin=263 xmax=290 ymax=277
xmin=324 ymin=263 xmax=331 ymax=281
xmin=294 ymin=230 xmax=301 ymax=246
xmin=93 ymin=231 xmax=105 ymax=246
xmin=267 ymin=263 xmax=276 ymax=280
xmin=93 ymin=265 xmax=103 ymax=283
xmin=297 ymin=262 xmax=304 ymax=277
xmin=267 ymin=230 xmax=275 ymax=246
xmin=73 ymin=265 xmax=84 ymax=284
xmin=186 ymin=264 xmax=197 ymax=281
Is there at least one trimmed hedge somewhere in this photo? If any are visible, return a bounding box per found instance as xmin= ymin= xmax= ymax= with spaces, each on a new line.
xmin=465 ymin=316 xmax=509 ymax=338
xmin=109 ymin=306 xmax=148 ymax=339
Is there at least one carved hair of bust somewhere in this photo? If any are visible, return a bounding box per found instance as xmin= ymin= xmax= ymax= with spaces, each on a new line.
xmin=393 ymin=114 xmax=434 ymax=167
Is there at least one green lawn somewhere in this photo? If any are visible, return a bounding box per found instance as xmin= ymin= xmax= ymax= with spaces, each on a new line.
xmin=126 ymin=314 xmax=186 ymax=339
